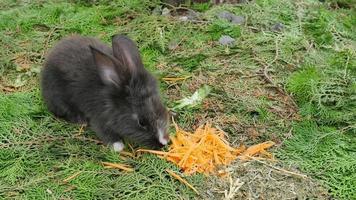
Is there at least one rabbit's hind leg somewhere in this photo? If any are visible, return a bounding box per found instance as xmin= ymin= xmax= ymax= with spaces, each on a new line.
xmin=46 ymin=97 xmax=86 ymax=124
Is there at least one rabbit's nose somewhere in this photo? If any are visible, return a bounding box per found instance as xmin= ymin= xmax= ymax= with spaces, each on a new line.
xmin=158 ymin=130 xmax=170 ymax=146
xmin=163 ymin=133 xmax=170 ymax=143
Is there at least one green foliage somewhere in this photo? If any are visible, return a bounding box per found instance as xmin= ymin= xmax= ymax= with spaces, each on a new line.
xmin=303 ymin=7 xmax=334 ymax=46
xmin=287 ymin=52 xmax=356 ymax=127
xmin=287 ymin=67 xmax=321 ymax=104
xmin=279 ymin=2 xmax=356 ymax=199
xmin=302 ymin=4 xmax=356 ymax=47
xmin=277 ymin=121 xmax=356 ymax=199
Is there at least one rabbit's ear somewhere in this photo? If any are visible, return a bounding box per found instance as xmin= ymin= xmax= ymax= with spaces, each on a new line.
xmin=111 ymin=34 xmax=144 ymax=75
xmin=90 ymin=45 xmax=123 ymax=86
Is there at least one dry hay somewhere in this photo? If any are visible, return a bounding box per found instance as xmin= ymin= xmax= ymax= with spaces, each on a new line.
xmin=202 ymin=160 xmax=330 ymax=200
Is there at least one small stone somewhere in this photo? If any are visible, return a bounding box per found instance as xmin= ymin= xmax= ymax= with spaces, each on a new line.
xmin=177 ymin=10 xmax=200 ymax=22
xmin=186 ymin=10 xmax=200 ymax=20
xmin=219 ymin=35 xmax=235 ymax=46
xmin=162 ymin=7 xmax=171 ymax=16
xmin=217 ymin=11 xmax=234 ymax=21
xmin=231 ymin=15 xmax=245 ymax=25
xmin=217 ymin=11 xmax=245 ymax=25
xmin=152 ymin=6 xmax=162 ymax=15
xmin=271 ymin=22 xmax=284 ymax=32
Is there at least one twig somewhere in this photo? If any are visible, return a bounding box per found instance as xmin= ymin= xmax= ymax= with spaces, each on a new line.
xmin=136 ymin=149 xmax=171 ymax=156
xmin=255 ymin=37 xmax=280 ymax=86
xmin=101 ymin=162 xmax=134 ymax=172
xmin=162 ymin=76 xmax=191 ymax=82
xmin=0 ymin=84 xmax=16 ymax=92
xmin=166 ymin=169 xmax=200 ymax=195
xmin=253 ymin=55 xmax=299 ymax=110
xmin=128 ymin=143 xmax=135 ymax=154
xmin=77 ymin=124 xmax=87 ymax=135
xmin=249 ymin=156 xmax=308 ymax=179
xmin=63 ymin=185 xmax=77 ymax=193
xmin=271 ymin=38 xmax=280 ymax=64
xmin=119 ymin=151 xmax=135 ymax=158
xmin=62 ymin=171 xmax=82 ymax=183
xmin=224 ymin=177 xmax=244 ymax=200
xmin=261 ymin=59 xmax=275 ymax=85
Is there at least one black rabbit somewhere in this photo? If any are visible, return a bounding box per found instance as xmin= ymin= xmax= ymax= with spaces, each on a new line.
xmin=40 ymin=34 xmax=170 ymax=151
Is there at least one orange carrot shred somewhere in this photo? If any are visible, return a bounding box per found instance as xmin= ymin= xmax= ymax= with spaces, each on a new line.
xmin=239 ymin=141 xmax=275 ymax=160
xmin=138 ymin=123 xmax=275 ymax=175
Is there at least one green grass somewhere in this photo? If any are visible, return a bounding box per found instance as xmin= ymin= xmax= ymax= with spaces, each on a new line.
xmin=278 ymin=121 xmax=356 ymax=200
xmin=281 ymin=42 xmax=356 ymax=199
xmin=278 ymin=1 xmax=356 ymax=198
xmin=0 ymin=0 xmax=355 ymax=199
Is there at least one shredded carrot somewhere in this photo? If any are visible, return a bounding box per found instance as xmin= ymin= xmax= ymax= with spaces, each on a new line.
xmin=138 ymin=123 xmax=275 ymax=175
xmin=234 ymin=145 xmax=247 ymax=155
xmin=101 ymin=162 xmax=134 ymax=172
xmin=239 ymin=141 xmax=275 ymax=160
xmin=166 ymin=169 xmax=199 ymax=195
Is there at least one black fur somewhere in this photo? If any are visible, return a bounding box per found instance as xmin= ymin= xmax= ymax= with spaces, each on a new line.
xmin=40 ymin=34 xmax=169 ymax=149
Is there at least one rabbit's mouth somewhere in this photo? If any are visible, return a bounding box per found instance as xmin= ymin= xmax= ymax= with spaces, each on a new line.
xmin=157 ymin=128 xmax=169 ymax=146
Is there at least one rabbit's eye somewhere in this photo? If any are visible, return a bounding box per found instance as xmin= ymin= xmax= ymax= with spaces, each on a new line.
xmin=138 ymin=119 xmax=148 ymax=129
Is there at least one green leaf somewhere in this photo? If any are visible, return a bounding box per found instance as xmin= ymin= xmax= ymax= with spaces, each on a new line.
xmin=172 ymin=85 xmax=211 ymax=110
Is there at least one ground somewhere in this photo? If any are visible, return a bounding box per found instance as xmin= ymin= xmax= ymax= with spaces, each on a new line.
xmin=0 ymin=0 xmax=355 ymax=199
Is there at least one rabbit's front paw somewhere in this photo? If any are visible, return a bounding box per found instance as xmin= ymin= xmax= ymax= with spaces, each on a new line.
xmin=112 ymin=141 xmax=124 ymax=152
